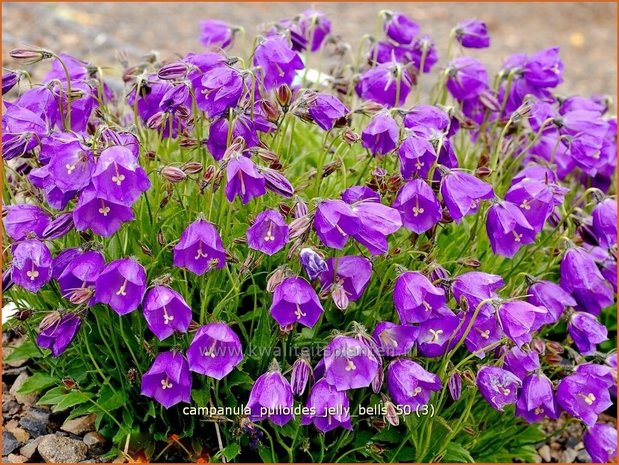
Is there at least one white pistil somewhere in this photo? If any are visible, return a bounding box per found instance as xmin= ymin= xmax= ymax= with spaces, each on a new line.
xmin=344 ymin=359 xmax=357 ymax=371
xmin=264 ymin=222 xmax=275 ymax=242
xmin=512 ymin=230 xmax=523 ymax=242
xmin=412 ymin=387 xmax=422 ymax=396
xmin=429 ymin=328 xmax=443 ymax=343
xmin=66 ymin=163 xmax=76 ymax=175
xmin=520 ymin=200 xmax=531 ymax=210
xmin=294 ymin=304 xmax=307 ymax=320
xmin=160 ymin=377 xmax=173 ymax=390
xmin=195 ymin=244 xmax=209 ymax=260
xmin=116 ymin=279 xmax=128 ymax=296
xmin=162 ymin=305 xmax=174 ymax=325
xmin=27 ymin=267 xmax=39 ymax=281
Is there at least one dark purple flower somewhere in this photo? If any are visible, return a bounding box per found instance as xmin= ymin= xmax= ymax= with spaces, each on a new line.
xmin=307 ymin=93 xmax=349 ymax=131
xmin=584 ymin=423 xmax=617 ymax=463
xmin=568 ymin=312 xmax=608 ymax=355
xmin=247 ymin=363 xmax=294 ymax=426
xmin=410 ymin=35 xmax=439 ymax=73
xmin=247 ymin=210 xmax=289 ymax=256
xmin=341 ymin=186 xmax=380 ymax=204
xmin=291 ymin=356 xmax=313 ymax=396
xmin=372 ymin=321 xmax=418 ymax=357
xmin=503 ymin=346 xmax=540 ymax=380
xmin=384 ymin=12 xmax=419 ymax=45
xmin=476 ymin=366 xmax=521 ymax=411
xmin=2 ymin=70 xmax=19 ymax=95
xmin=393 ymin=179 xmax=442 ymax=234
xmin=270 ymin=276 xmax=323 ymax=328
xmin=51 ymin=248 xmax=81 ymax=280
xmin=462 ymin=314 xmax=503 ymax=358
xmin=417 ymin=308 xmax=460 ymax=357
xmin=42 ymin=212 xmax=74 ymax=240
xmin=37 ymin=312 xmax=81 ymax=357
xmin=361 ymin=112 xmax=399 ymax=156
xmin=356 ymin=62 xmax=413 ymax=108
xmin=261 ymin=168 xmax=295 ymax=198
xmin=225 ymin=155 xmax=266 ymax=205
xmin=299 ymin=248 xmax=328 ymax=280
xmin=451 ymin=271 xmax=503 ymax=316
xmin=387 ymin=359 xmax=441 ymax=409
xmin=11 ymin=240 xmax=52 ymax=293
xmin=253 ymin=35 xmax=304 ymax=90
xmin=173 ymin=218 xmax=226 ymax=276
xmin=527 ymin=280 xmax=576 ymax=326
xmin=206 ymin=114 xmax=260 ymax=161
xmin=398 ymin=136 xmax=437 ymax=179
xmin=498 ymin=301 xmax=545 ymax=347
xmin=314 ymin=200 xmax=360 ymax=249
xmin=318 ymin=256 xmax=372 ymax=310
xmin=94 ymin=257 xmax=147 ymax=315
xmin=575 ymin=363 xmax=615 ymax=390
xmin=504 ymin=179 xmax=564 ymax=233
xmin=403 ymin=105 xmax=450 ymax=139
xmin=523 ymin=47 xmax=563 ymax=89
xmin=301 ymin=378 xmax=351 ymax=432
xmin=369 ymin=41 xmax=411 ymax=65
xmin=187 ymin=322 xmax=243 ymax=379
xmin=3 ymin=204 xmax=50 ymax=241
xmin=349 ymin=200 xmax=402 ymax=255
xmin=455 ymin=19 xmax=490 ymax=49
xmin=194 ymin=65 xmax=245 ymax=118
xmin=199 ymin=19 xmax=236 ymax=49
xmin=393 ymin=271 xmax=447 ymax=324
xmin=141 ymin=351 xmax=192 ymax=409
xmin=515 ymin=373 xmax=559 ymax=423
xmin=440 ymin=170 xmax=494 ymax=223
xmin=557 ymin=373 xmax=612 ymax=426
xmin=323 ymin=335 xmax=380 ymax=391
xmin=73 ymin=186 xmax=134 ymax=237
xmin=592 ymin=198 xmax=617 ymax=249
xmin=486 ymin=200 xmax=536 ymax=258
xmin=58 ymin=250 xmax=105 ymax=304
xmin=143 ymin=286 xmax=192 ymax=341
xmin=296 ymin=10 xmax=331 ymax=52
xmin=445 ymin=57 xmax=489 ymax=100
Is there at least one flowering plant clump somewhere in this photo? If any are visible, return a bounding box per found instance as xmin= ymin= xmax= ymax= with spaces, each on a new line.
xmin=2 ymin=9 xmax=617 ymax=463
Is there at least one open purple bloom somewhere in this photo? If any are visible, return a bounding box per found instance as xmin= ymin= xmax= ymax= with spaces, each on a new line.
xmin=575 ymin=363 xmax=615 ymax=390
xmin=207 ymin=114 xmax=260 ymax=161
xmin=341 ymin=186 xmax=380 ymax=204
xmin=403 ymin=105 xmax=450 ymax=138
xmin=173 ymin=218 xmax=226 ymax=276
xmin=445 ymin=57 xmax=489 ymax=100
xmin=37 ymin=312 xmax=82 ymax=357
xmin=393 ymin=179 xmax=442 ymax=234
xmin=477 ymin=366 xmax=521 ymax=411
xmin=187 ymin=322 xmax=243 ymax=379
xmin=314 ymin=200 xmax=360 ymax=249
xmin=462 ymin=314 xmax=503 ymax=358
xmin=143 ymin=286 xmax=192 ymax=341
xmin=557 ymin=373 xmax=612 ymax=427
xmin=307 ymin=93 xmax=349 ymax=131
xmin=387 ymin=359 xmax=441 ymax=409
xmin=301 ymin=378 xmax=351 ymax=432
xmin=592 ymin=198 xmax=617 ymax=249
xmin=3 ymin=204 xmax=50 ymax=241
xmin=455 ymin=19 xmax=490 ymax=48
xmin=486 ymin=200 xmax=536 ymax=258
xmin=372 ymin=321 xmax=418 ymax=357
xmin=410 ymin=35 xmax=439 ymax=73
xmin=349 ymin=200 xmax=402 ymax=255
xmin=503 ymin=346 xmax=540 ymax=380
xmin=440 ymin=171 xmax=494 ymax=223
xmin=584 ymin=423 xmax=617 ymax=463
xmin=92 ymin=146 xmax=150 ymax=206
xmin=451 ymin=271 xmax=503 ymax=316
xmin=194 ymin=65 xmax=245 ymax=118
xmin=323 ymin=335 xmax=380 ymax=391
xmin=299 ymin=248 xmax=328 ymax=280
xmin=523 ymin=47 xmax=563 ymax=89
xmin=58 ymin=250 xmax=105 ymax=304
xmin=384 ymin=12 xmax=419 ymax=45
xmin=515 ymin=373 xmax=559 ymax=423
xmin=199 ymin=19 xmax=236 ymax=49
xmin=361 ymin=112 xmax=399 ymax=156
xmin=247 ymin=365 xmax=294 ymax=426
xmin=2 ymin=70 xmax=19 ymax=95
xmin=527 ymin=280 xmax=576 ymax=326
xmin=318 ymin=256 xmax=372 ymax=310
xmin=95 ymin=258 xmax=146 ymax=315
xmin=356 ymin=62 xmax=413 ymax=108
xmin=393 ymin=271 xmax=447 ymax=324
xmin=504 ymin=179 xmax=563 ymax=233
xmin=417 ymin=308 xmax=460 ymax=357
xmin=568 ymin=312 xmax=608 ymax=355
xmin=398 ymin=136 xmax=437 ymax=179
xmin=270 ymin=277 xmax=323 ymax=328
xmin=253 ymin=35 xmax=304 ymax=90
xmin=498 ymin=301 xmax=545 ymax=347
xmin=11 ymin=240 xmax=52 ymax=293
xmin=141 ymin=351 xmax=192 ymax=409
xmin=247 ymin=210 xmax=289 ymax=255
xmin=73 ymin=186 xmax=135 ymax=237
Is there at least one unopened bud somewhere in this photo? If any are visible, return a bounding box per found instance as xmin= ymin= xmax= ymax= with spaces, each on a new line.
xmin=321 ymin=160 xmax=341 ymax=178
xmin=161 ymin=166 xmax=188 ymax=183
xmin=146 ymin=111 xmax=166 ymax=129
xmin=203 ymin=165 xmax=216 ymax=183
xmin=267 ymin=266 xmax=288 ymax=293
xmin=276 ymin=84 xmax=293 ymax=110
xmin=289 ymin=215 xmax=312 ymax=239
xmin=294 ymin=198 xmax=308 ymax=219
xmin=342 ymin=129 xmax=360 ymax=144
xmin=383 ymin=399 xmax=400 ymax=426
xmin=182 ymin=161 xmax=203 ymax=175
xmin=291 ymin=356 xmax=313 ymax=396
xmin=458 ymin=257 xmax=481 ymax=268
xmin=532 ymin=338 xmax=546 ymax=355
xmin=10 ymin=48 xmax=53 ymax=65
xmin=180 ymin=137 xmax=199 ymax=149
xmin=157 ymin=62 xmax=189 ymax=80
xmin=448 ymin=372 xmax=462 ymax=401
xmin=260 ymin=99 xmax=280 ymax=122
xmin=69 ymin=287 xmax=95 ymax=305
xmin=546 ymin=341 xmax=564 ymax=354
xmin=42 ymin=212 xmax=74 ymax=240
xmin=262 ymin=168 xmax=294 ymax=198
xmin=371 ymin=368 xmax=384 ymax=394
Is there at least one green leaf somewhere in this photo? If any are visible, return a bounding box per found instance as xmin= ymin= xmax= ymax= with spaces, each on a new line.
xmin=38 ymin=386 xmax=68 ymax=405
xmin=97 ymin=385 xmax=127 ymax=412
xmin=222 ymin=443 xmax=240 ymax=461
xmin=225 ymin=370 xmax=253 ymax=389
xmin=443 ymin=442 xmax=475 ymax=463
xmin=4 ymin=340 xmax=43 ymax=363
xmin=191 ymin=388 xmax=210 ymax=407
xmin=16 ymin=373 xmax=56 ymax=394
xmin=258 ymin=445 xmax=275 ymax=463
xmin=372 ymin=427 xmax=401 ymax=444
xmin=52 ymin=391 xmax=93 ymax=412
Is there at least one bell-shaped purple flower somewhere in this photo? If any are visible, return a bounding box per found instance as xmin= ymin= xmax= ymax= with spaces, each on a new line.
xmin=486 ymin=200 xmax=536 ymax=258
xmin=291 ymin=356 xmax=313 ymax=396
xmin=361 ymin=112 xmax=399 ymax=156
xmin=503 ymin=346 xmax=540 ymax=380
xmin=445 ymin=57 xmax=489 ymax=100
xmin=187 ymin=322 xmax=243 ymax=379
xmin=11 ymin=240 xmax=52 ymax=293
xmin=73 ymin=186 xmax=134 ymax=237
xmin=440 ymin=170 xmax=494 ymax=223
xmin=462 ymin=314 xmax=503 ymax=358
xmin=42 ymin=212 xmax=75 ymax=240
xmin=384 ymin=12 xmax=419 ymax=45
xmin=301 ymin=378 xmax=352 ymax=432
xmin=393 ymin=179 xmax=442 ymax=234
xmin=522 ymin=47 xmax=563 ymax=89
xmin=318 ymin=256 xmax=372 ymax=310
xmin=199 ymin=19 xmax=236 ymax=49
xmin=195 ymin=66 xmax=245 ymax=118
xmin=393 ymin=271 xmax=446 ymax=324
xmin=356 ymin=62 xmax=413 ymax=108
xmin=451 ymin=271 xmax=503 ymax=316
xmin=37 ymin=312 xmax=82 ymax=357
xmin=58 ymin=250 xmax=105 ymax=304
xmin=568 ymin=312 xmax=608 ymax=355
xmin=556 ymin=373 xmax=612 ymax=427
xmin=349 ymin=200 xmax=402 ymax=255
xmin=206 ymin=114 xmax=260 ymax=161
xmin=398 ymin=136 xmax=437 ymax=179
xmin=498 ymin=301 xmax=545 ymax=347
xmin=141 ymin=351 xmax=192 ymax=409
xmin=476 ymin=366 xmax=521 ymax=411
xmin=246 ymin=210 xmax=289 ymax=256
xmin=584 ymin=423 xmax=617 ymax=463
xmin=575 ymin=363 xmax=616 ymax=390
xmin=94 ymin=257 xmax=147 ymax=315
xmin=173 ymin=218 xmax=226 ymax=276
xmin=307 ymin=93 xmax=349 ymax=131
xmin=455 ymin=19 xmax=490 ymax=49
xmin=387 ymin=359 xmax=441 ymax=409
xmin=270 ymin=277 xmax=324 ymax=328
xmin=417 ymin=308 xmax=460 ymax=357
xmin=3 ymin=205 xmax=51 ymax=241
xmin=47 ymin=138 xmax=94 ymax=194
xmin=323 ymin=335 xmax=380 ymax=391
xmin=527 ymin=280 xmax=576 ymax=326
xmin=247 ymin=363 xmax=294 ymax=426
xmin=372 ymin=321 xmax=418 ymax=357
xmin=314 ymin=200 xmax=360 ymax=249
xmin=92 ymin=146 xmax=150 ymax=206
xmin=504 ymin=179 xmax=562 ymax=233
xmin=143 ymin=286 xmax=192 ymax=341
xmin=341 ymin=186 xmax=380 ymax=204
xmin=262 ymin=168 xmax=295 ymax=198
xmin=299 ymin=248 xmax=328 ymax=280
xmin=515 ymin=373 xmax=559 ymax=423
xmin=253 ymin=35 xmax=304 ymax=90
xmin=225 ymin=155 xmax=266 ymax=204
xmin=592 ymin=198 xmax=617 ymax=249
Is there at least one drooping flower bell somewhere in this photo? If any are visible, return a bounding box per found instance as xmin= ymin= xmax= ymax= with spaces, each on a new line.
xmin=504 ymin=178 xmax=563 ymax=233
xmin=503 ymin=346 xmax=540 ymax=380
xmin=398 ymin=136 xmax=437 ymax=179
xmin=386 ymin=359 xmax=442 ymax=409
xmin=372 ymin=321 xmax=418 ymax=357
xmin=323 ymin=335 xmax=380 ymax=391
xmin=440 ymin=170 xmax=494 ymax=223
xmin=246 ymin=210 xmax=289 ymax=256
xmin=318 ymin=256 xmax=372 ymax=310
xmin=225 ymin=155 xmax=266 ymax=205
xmin=522 ymin=47 xmax=564 ymax=89
xmin=142 ymin=286 xmax=192 ymax=341
xmin=497 ymin=301 xmax=546 ymax=347
xmin=306 ymin=92 xmax=349 ymax=131
xmin=568 ymin=312 xmax=608 ymax=355
xmin=299 ymin=248 xmax=328 ymax=280
xmin=591 ymin=198 xmax=617 ymax=249
xmin=57 ymin=250 xmax=105 ymax=304
xmin=141 ymin=351 xmax=192 ymax=409
xmin=187 ymin=322 xmax=243 ymax=379
xmin=393 ymin=271 xmax=447 ymax=324
xmin=301 ymin=378 xmax=352 ymax=433
xmin=527 ymin=280 xmax=576 ymax=325
xmin=199 ymin=19 xmax=237 ymax=49
xmin=361 ymin=112 xmax=399 ymax=156
xmin=11 ymin=239 xmax=52 ymax=293
xmin=556 ymin=373 xmax=613 ymax=427
xmin=383 ymin=12 xmax=419 ymax=45
xmin=451 ymin=271 xmax=504 ymax=316
xmin=173 ymin=218 xmax=226 ymax=276
xmin=461 ymin=314 xmax=503 ymax=358
xmin=314 ymin=200 xmax=360 ymax=249
xmin=73 ymin=186 xmax=135 ymax=237
xmin=515 ymin=373 xmax=559 ymax=423
xmin=247 ymin=361 xmax=294 ymax=426
xmin=486 ymin=200 xmax=536 ymax=258
xmin=476 ymin=366 xmax=522 ymax=411
xmin=206 ymin=113 xmax=261 ymax=161
xmin=195 ymin=66 xmax=245 ymax=118
xmin=348 ymin=199 xmax=402 ymax=255
xmin=356 ymin=62 xmax=413 ymax=108
xmin=454 ymin=19 xmax=490 ymax=49
xmin=36 ymin=312 xmax=82 ymax=357
xmin=584 ymin=423 xmax=617 ymax=463
xmin=291 ymin=356 xmax=313 ymax=396
xmin=445 ymin=56 xmax=489 ymax=100
xmin=392 ymin=179 xmax=442 ymax=234
xmin=3 ymin=204 xmax=51 ymax=241
xmin=94 ymin=257 xmax=147 ymax=315
xmin=270 ymin=277 xmax=324 ymax=328
xmin=417 ymin=307 xmax=460 ymax=357
xmin=253 ymin=35 xmax=304 ymax=90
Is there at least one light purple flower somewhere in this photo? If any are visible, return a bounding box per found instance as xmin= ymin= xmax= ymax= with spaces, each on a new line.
xmin=568 ymin=312 xmax=608 ymax=355
xmin=73 ymin=186 xmax=135 ymax=237
xmin=386 ymin=359 xmax=441 ymax=409
xmin=361 ymin=112 xmax=399 ymax=156
xmin=372 ymin=321 xmax=418 ymax=357
xmin=476 ymin=366 xmax=521 ymax=411
xmin=515 ymin=373 xmax=559 ymax=423
xmin=455 ymin=19 xmax=490 ymax=49
xmin=11 ymin=239 xmax=52 ymax=293
xmin=225 ymin=155 xmax=266 ymax=204
xmin=318 ymin=256 xmax=372 ymax=310
xmin=393 ymin=179 xmax=442 ymax=234
xmin=557 ymin=373 xmax=612 ymax=427
xmin=94 ymin=257 xmax=147 ymax=315
xmin=323 ymin=335 xmax=380 ymax=391
xmin=440 ymin=170 xmax=494 ymax=223
xmin=393 ymin=271 xmax=446 ymax=324
xmin=173 ymin=218 xmax=226 ymax=276
xmin=187 ymin=322 xmax=243 ymax=379
xmin=301 ymin=379 xmax=351 ymax=432
xmin=584 ymin=423 xmax=617 ymax=463
xmin=92 ymin=146 xmax=150 ymax=206
xmin=141 ymin=351 xmax=192 ymax=409
xmin=445 ymin=57 xmax=489 ymax=100
xmin=3 ymin=204 xmax=51 ymax=241
xmin=270 ymin=277 xmax=324 ymax=328
xmin=247 ymin=364 xmax=294 ymax=426
xmin=486 ymin=200 xmax=536 ymax=258
xmin=253 ymin=35 xmax=304 ymax=90
xmin=143 ymin=286 xmax=192 ymax=341
xmin=384 ymin=12 xmax=419 ymax=45
xmin=247 ymin=210 xmax=289 ymax=256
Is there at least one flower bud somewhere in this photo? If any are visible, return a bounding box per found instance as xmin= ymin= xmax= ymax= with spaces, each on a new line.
xmin=291 ymin=356 xmax=313 ymax=396
xmin=10 ymin=48 xmax=53 ymax=65
xmin=383 ymin=399 xmax=400 ymax=426
xmin=546 ymin=340 xmax=564 ymax=354
xmin=289 ymin=216 xmax=312 ymax=240
xmin=69 ymin=287 xmax=95 ymax=305
xmin=299 ymin=248 xmax=327 ymax=281
xmin=2 ymin=70 xmax=19 ymax=95
xmin=276 ymin=84 xmax=293 ymax=110
xmin=146 ymin=111 xmax=166 ymax=130
xmin=294 ymin=198 xmax=308 ymax=219
xmin=157 ymin=62 xmax=189 ymax=80
xmin=16 ymin=309 xmax=33 ymax=321
xmin=475 ymin=166 xmax=492 ymax=178
xmin=3 ymin=268 xmax=14 ymax=294
xmin=42 ymin=213 xmax=74 ymax=240
xmin=202 ymin=165 xmax=216 ymax=183
xmin=180 ymin=137 xmax=199 ymax=149
xmin=321 ymin=160 xmax=341 ymax=178
xmin=332 ymin=284 xmax=350 ymax=311
xmin=532 ymin=338 xmax=546 ymax=355
xmin=544 ymin=353 xmax=563 ymax=365
xmin=181 ymin=161 xmax=203 ymax=175
xmin=261 ymin=168 xmax=294 ymax=198
xmin=448 ymin=372 xmax=462 ymax=400
xmin=458 ymin=257 xmax=481 ymax=268
xmin=371 ymin=367 xmax=384 ymax=394
xmin=39 ymin=311 xmax=62 ymax=332
xmin=342 ymin=129 xmax=360 ymax=144
xmin=161 ymin=166 xmax=188 ymax=183
xmin=267 ymin=266 xmax=288 ymax=293
xmin=260 ymin=99 xmax=280 ymax=122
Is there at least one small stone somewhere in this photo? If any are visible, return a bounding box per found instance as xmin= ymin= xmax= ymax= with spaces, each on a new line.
xmin=61 ymin=415 xmax=96 ymax=435
xmin=5 ymin=454 xmax=27 ymax=464
xmin=538 ymin=445 xmax=552 ymax=462
xmin=37 ymin=435 xmax=88 ymax=463
xmin=577 ymin=449 xmax=591 ymax=462
xmin=19 ymin=437 xmax=42 ymax=459
xmin=2 ymin=432 xmax=19 ymax=456
xmin=7 ymin=428 xmax=29 ymax=445
xmin=561 ymin=448 xmax=578 ymax=463
xmin=9 ymin=373 xmax=39 ymax=406
xmin=19 ymin=411 xmax=48 ymax=439
xmin=83 ymin=432 xmax=106 ymax=455
xmin=574 ymin=441 xmax=584 ymax=451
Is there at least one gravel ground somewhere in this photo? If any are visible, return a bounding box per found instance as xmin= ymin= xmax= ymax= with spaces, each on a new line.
xmin=1 ymin=2 xmax=617 ymax=101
